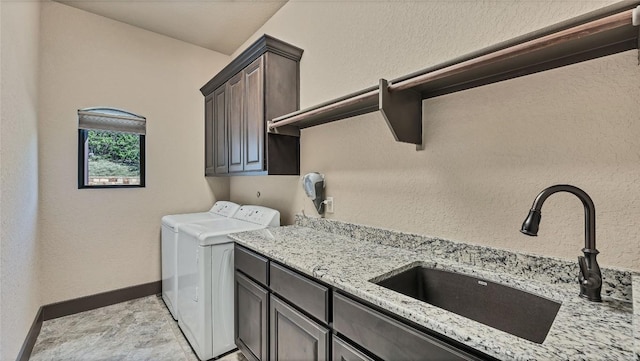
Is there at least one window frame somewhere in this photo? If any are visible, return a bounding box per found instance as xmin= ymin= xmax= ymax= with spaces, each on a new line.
xmin=77 ymin=129 xmax=146 ymax=189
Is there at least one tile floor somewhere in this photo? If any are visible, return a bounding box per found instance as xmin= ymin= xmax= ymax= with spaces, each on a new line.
xmin=30 ymin=295 xmax=247 ymax=361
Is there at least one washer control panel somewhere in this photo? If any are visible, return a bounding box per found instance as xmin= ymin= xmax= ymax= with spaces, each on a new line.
xmin=233 ymin=206 xmax=280 ymax=226
xmin=209 ymin=201 xmax=240 ymax=217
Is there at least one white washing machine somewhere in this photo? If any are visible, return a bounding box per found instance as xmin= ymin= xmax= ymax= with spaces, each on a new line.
xmin=161 ymin=201 xmax=240 ymax=320
xmin=176 ymin=206 xmax=280 ymax=361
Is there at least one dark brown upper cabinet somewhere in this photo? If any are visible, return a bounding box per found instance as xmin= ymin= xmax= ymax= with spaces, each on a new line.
xmin=201 ymin=35 xmax=303 ymax=176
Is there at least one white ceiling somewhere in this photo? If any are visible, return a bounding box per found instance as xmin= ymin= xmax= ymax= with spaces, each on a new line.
xmin=56 ymin=0 xmax=288 ymax=55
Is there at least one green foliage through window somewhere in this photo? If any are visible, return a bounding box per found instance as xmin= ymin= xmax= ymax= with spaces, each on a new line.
xmin=87 ymin=130 xmax=140 ymax=177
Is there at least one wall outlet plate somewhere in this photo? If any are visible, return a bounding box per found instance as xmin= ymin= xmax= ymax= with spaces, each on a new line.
xmin=325 ymin=197 xmax=334 ymax=213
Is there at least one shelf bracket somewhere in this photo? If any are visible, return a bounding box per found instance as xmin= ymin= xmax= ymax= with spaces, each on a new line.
xmin=379 ymin=78 xmax=423 ymax=149
xmin=268 ymin=124 xmax=301 ymax=137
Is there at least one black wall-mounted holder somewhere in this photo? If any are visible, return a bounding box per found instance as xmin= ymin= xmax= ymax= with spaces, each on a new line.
xmin=379 ymin=79 xmax=423 ymax=150
xmin=311 ymin=181 xmax=325 ymax=214
xmin=302 ymin=172 xmax=326 ymax=214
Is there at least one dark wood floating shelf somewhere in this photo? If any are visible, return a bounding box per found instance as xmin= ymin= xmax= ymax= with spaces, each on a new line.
xmin=269 ymin=1 xmax=640 ymax=147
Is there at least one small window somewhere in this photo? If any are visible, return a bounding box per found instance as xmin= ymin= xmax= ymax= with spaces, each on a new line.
xmin=78 ymin=107 xmax=146 ymax=188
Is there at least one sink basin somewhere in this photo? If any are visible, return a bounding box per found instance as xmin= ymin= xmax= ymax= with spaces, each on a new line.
xmin=374 ymin=266 xmax=561 ymax=344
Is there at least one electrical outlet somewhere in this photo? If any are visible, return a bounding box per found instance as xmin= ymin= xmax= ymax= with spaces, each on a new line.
xmin=325 ymin=197 xmax=334 ymax=213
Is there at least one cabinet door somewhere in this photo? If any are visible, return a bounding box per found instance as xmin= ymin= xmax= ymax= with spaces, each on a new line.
xmin=270 ymin=295 xmax=329 ymax=361
xmin=235 ymin=271 xmax=268 ymax=361
xmin=333 ymin=335 xmax=375 ymax=361
xmin=204 ymin=94 xmax=215 ymax=175
xmin=243 ymin=56 xmax=265 ymax=172
xmin=227 ymin=72 xmax=244 ymax=173
xmin=213 ymin=85 xmax=228 ymax=174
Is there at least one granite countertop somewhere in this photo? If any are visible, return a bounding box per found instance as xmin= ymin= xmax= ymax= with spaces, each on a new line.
xmin=229 ymin=218 xmax=639 ymax=361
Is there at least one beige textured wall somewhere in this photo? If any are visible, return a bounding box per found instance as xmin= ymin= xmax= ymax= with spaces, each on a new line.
xmin=230 ymin=1 xmax=640 ymax=271
xmin=0 ymin=1 xmax=42 ymax=359
xmin=38 ymin=2 xmax=230 ymax=304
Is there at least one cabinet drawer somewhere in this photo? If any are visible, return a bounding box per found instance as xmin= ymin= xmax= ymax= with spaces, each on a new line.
xmin=235 ymin=245 xmax=268 ymax=286
xmin=269 ymin=262 xmax=329 ymax=323
xmin=333 ymin=335 xmax=375 ymax=361
xmin=333 ymin=293 xmax=481 ymax=361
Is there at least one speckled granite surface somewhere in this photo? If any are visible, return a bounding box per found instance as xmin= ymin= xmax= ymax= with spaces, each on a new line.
xmin=230 ymin=216 xmax=639 ymax=361
xmin=296 ymin=215 xmax=633 ymax=302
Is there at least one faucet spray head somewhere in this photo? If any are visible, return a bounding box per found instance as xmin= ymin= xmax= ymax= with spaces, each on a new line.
xmin=520 ymin=210 xmax=541 ymax=236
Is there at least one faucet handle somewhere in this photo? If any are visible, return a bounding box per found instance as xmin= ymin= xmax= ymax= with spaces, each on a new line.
xmin=578 ymin=256 xmax=589 ymax=282
xmin=578 ymin=255 xmax=603 ymax=301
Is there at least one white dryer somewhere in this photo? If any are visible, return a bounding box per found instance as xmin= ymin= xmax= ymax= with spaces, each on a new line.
xmin=176 ymin=206 xmax=280 ymax=361
xmin=161 ymin=201 xmax=240 ymax=320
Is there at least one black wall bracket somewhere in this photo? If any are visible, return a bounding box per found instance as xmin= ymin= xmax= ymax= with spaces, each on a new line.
xmin=379 ymin=79 xmax=423 ymax=150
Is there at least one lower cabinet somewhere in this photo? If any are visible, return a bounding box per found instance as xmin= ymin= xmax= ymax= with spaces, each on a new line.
xmin=270 ymin=295 xmax=329 ymax=361
xmin=234 ymin=245 xmax=492 ymax=361
xmin=235 ymin=271 xmax=268 ymax=361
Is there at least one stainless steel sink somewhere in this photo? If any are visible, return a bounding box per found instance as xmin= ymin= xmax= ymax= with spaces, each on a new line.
xmin=374 ymin=266 xmax=561 ymax=344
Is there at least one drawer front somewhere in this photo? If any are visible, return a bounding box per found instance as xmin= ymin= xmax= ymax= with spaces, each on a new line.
xmin=270 ymin=295 xmax=329 ymax=361
xmin=235 ymin=245 xmax=269 ymax=286
xmin=269 ymin=262 xmax=329 ymax=323
xmin=333 ymin=335 xmax=375 ymax=361
xmin=333 ymin=293 xmax=480 ymax=361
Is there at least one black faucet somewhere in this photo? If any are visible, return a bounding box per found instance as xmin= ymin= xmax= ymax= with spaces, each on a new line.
xmin=520 ymin=184 xmax=602 ymax=302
